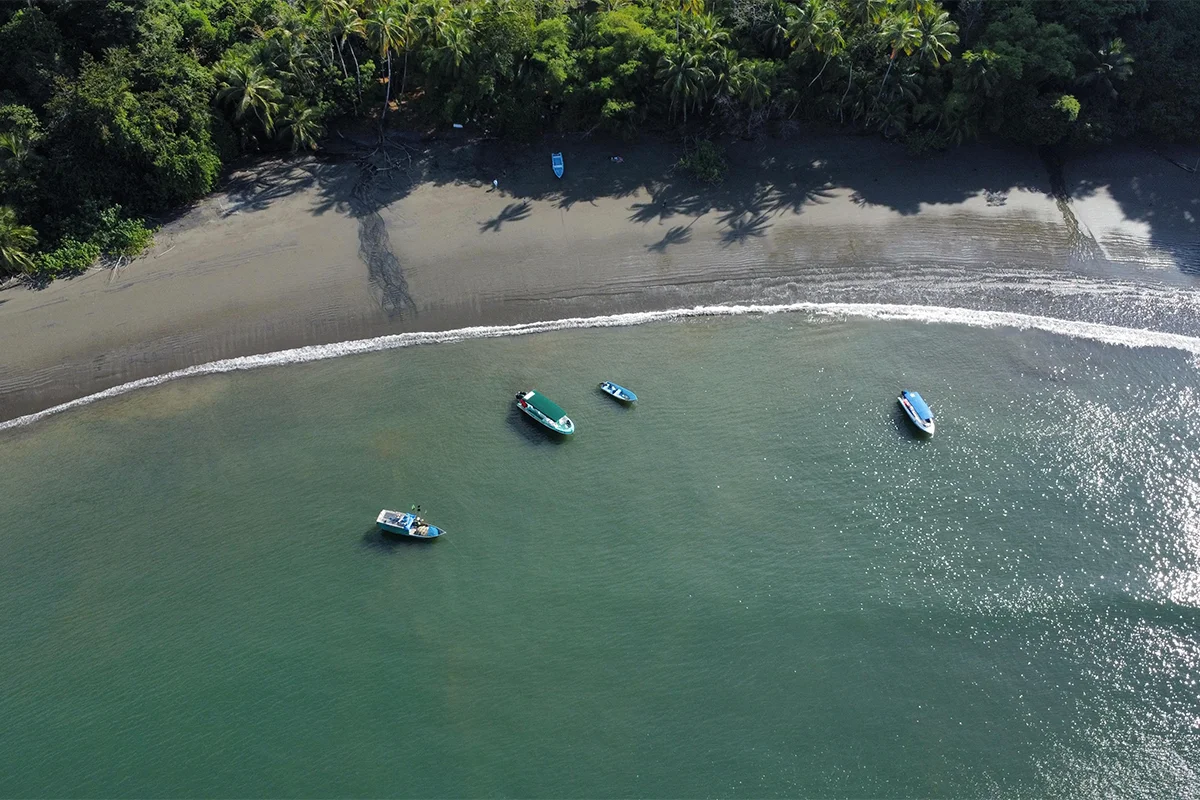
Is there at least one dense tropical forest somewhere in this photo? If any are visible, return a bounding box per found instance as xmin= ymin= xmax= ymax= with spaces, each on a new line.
xmin=1 ymin=0 xmax=1198 ymax=279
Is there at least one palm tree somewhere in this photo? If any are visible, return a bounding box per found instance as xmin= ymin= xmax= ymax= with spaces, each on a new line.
xmin=280 ymin=102 xmax=327 ymax=152
xmin=328 ymin=0 xmax=364 ymax=77
xmin=215 ymin=60 xmax=283 ymax=136
xmin=1076 ymin=38 xmax=1133 ymax=101
xmin=570 ymin=11 xmax=598 ymax=49
xmin=915 ymin=8 xmax=958 ymax=68
xmin=708 ymin=46 xmax=740 ymax=102
xmin=656 ymin=48 xmax=714 ymax=123
xmin=789 ymin=0 xmax=845 ymax=89
xmin=431 ymin=22 xmax=471 ymax=80
xmin=759 ymin=0 xmax=791 ymax=58
xmin=395 ymin=1 xmax=420 ymax=98
xmin=366 ymin=1 xmax=405 ymax=125
xmin=301 ymin=0 xmax=340 ymax=71
xmin=848 ymin=0 xmax=888 ymax=25
xmin=330 ymin=0 xmax=366 ymax=99
xmin=367 ymin=0 xmax=419 ymax=125
xmin=261 ymin=23 xmax=320 ymax=94
xmin=0 ymin=206 xmax=37 ymax=276
xmin=668 ymin=0 xmax=704 ymax=44
xmin=878 ymin=11 xmax=921 ymax=98
xmin=684 ymin=11 xmax=730 ymax=55
xmin=733 ymin=60 xmax=771 ymax=134
xmin=923 ymin=91 xmax=976 ymax=145
xmin=420 ymin=0 xmax=453 ymax=48
xmin=958 ymin=49 xmax=1002 ymax=97
xmin=0 ymin=129 xmax=33 ymax=167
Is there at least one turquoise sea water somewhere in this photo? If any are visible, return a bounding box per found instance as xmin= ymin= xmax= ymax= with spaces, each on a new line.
xmin=2 ymin=314 xmax=1199 ymax=797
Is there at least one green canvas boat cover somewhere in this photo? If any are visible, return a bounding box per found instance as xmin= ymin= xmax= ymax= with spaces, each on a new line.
xmin=528 ymin=392 xmax=567 ymax=420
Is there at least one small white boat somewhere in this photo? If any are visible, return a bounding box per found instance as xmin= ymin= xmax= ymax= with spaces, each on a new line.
xmin=599 ymin=381 xmax=637 ymax=402
xmin=898 ymin=390 xmax=935 ymax=436
xmin=551 ymin=152 xmax=564 ymax=179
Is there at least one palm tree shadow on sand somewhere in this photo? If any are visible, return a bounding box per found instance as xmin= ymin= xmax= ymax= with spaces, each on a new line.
xmin=479 ymin=201 xmax=532 ymax=233
xmin=719 ymin=212 xmax=771 ymax=247
xmin=646 ymin=224 xmax=693 ymax=252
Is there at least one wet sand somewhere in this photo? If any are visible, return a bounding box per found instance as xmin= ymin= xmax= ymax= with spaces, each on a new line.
xmin=1 ymin=131 xmax=1196 ymax=422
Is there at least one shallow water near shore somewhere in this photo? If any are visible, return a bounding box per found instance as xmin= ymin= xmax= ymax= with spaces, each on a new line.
xmin=2 ymin=314 xmax=1199 ymax=797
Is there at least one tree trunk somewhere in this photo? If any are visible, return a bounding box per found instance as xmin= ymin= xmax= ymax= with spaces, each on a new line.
xmin=808 ymin=54 xmax=834 ymax=89
xmin=336 ymin=37 xmax=348 ymax=78
xmin=839 ymin=64 xmax=852 ymax=122
xmin=877 ymin=53 xmax=896 ymax=101
xmin=349 ymin=43 xmax=362 ymax=103
xmin=381 ymin=49 xmax=392 ymax=133
xmin=400 ymin=50 xmax=409 ymax=99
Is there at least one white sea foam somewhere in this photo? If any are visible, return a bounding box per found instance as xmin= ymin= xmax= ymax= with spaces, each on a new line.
xmin=4 ymin=302 xmax=1199 ymax=431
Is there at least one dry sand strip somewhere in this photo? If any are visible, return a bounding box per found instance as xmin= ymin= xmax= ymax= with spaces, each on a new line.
xmin=1 ymin=132 xmax=1195 ymax=423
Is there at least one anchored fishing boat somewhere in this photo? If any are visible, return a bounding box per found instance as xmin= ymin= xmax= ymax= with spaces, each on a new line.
xmin=551 ymin=152 xmax=564 ymax=178
xmin=599 ymin=381 xmax=637 ymax=403
xmin=515 ymin=390 xmax=575 ymax=434
xmin=898 ymin=390 xmax=936 ymax=436
xmin=377 ymin=509 xmax=445 ymax=538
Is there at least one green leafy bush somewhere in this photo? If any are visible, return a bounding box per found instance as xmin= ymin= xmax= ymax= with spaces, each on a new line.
xmin=676 ymin=139 xmax=727 ymax=184
xmin=87 ymin=206 xmax=156 ymax=257
xmin=35 ymin=239 xmax=101 ymax=278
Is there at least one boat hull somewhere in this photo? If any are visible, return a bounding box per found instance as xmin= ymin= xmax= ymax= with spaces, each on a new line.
xmin=552 ymin=152 xmax=564 ymax=179
xmin=898 ymin=394 xmax=935 ymax=435
xmin=516 ymin=391 xmax=575 ymax=434
xmin=379 ymin=523 xmax=443 ymax=538
xmin=376 ymin=510 xmax=444 ymax=538
xmin=599 ymin=381 xmax=637 ymax=402
xmin=518 ymin=403 xmax=574 ymax=434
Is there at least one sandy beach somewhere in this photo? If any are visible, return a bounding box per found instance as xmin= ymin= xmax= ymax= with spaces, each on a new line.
xmin=1 ymin=130 xmax=1197 ymax=422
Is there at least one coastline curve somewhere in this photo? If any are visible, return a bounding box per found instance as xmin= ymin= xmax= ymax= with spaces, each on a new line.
xmin=3 ymin=301 xmax=1199 ymax=432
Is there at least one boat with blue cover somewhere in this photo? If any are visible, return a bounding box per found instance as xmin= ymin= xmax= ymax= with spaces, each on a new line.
xmin=516 ymin=390 xmax=575 ymax=434
xmin=599 ymin=381 xmax=637 ymax=403
xmin=551 ymin=152 xmax=564 ymax=179
xmin=376 ymin=509 xmax=445 ymax=538
xmin=898 ymin=390 xmax=936 ymax=435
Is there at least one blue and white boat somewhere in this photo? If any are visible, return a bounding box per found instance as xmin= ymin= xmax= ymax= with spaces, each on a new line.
xmin=599 ymin=381 xmax=637 ymax=403
xmin=376 ymin=509 xmax=445 ymax=538
xmin=551 ymin=152 xmax=564 ymax=179
xmin=898 ymin=390 xmax=935 ymax=436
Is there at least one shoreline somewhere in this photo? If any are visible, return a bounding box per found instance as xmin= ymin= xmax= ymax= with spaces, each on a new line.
xmin=1 ymin=132 xmax=1197 ymax=422
xmin=6 ymin=300 xmax=1200 ymax=432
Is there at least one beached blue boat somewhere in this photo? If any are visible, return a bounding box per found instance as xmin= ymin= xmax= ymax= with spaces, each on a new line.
xmin=516 ymin=390 xmax=575 ymax=434
xmin=898 ymin=390 xmax=936 ymax=436
xmin=599 ymin=381 xmax=637 ymax=403
xmin=376 ymin=509 xmax=445 ymax=538
xmin=552 ymin=152 xmax=564 ymax=179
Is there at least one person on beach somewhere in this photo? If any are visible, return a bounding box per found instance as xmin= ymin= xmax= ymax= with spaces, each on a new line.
xmin=491 ymin=179 xmax=498 ymax=191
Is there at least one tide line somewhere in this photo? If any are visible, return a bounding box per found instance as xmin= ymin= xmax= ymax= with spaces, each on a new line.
xmin=3 ymin=302 xmax=1199 ymax=431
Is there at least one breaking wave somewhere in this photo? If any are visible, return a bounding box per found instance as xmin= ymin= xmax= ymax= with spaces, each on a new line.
xmin=3 ymin=301 xmax=1199 ymax=431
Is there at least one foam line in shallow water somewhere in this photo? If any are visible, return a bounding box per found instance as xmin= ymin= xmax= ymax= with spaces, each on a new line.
xmin=3 ymin=302 xmax=1200 ymax=431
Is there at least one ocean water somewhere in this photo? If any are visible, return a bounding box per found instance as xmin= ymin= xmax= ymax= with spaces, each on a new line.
xmin=2 ymin=313 xmax=1199 ymax=797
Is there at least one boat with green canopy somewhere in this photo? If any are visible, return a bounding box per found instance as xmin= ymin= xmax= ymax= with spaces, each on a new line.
xmin=515 ymin=390 xmax=575 ymax=435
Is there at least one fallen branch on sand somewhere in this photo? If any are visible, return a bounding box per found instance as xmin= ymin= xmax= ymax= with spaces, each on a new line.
xmin=1148 ymin=147 xmax=1198 ymax=174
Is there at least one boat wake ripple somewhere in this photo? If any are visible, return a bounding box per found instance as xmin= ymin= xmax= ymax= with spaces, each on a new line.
xmin=3 ymin=302 xmax=1199 ymax=431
